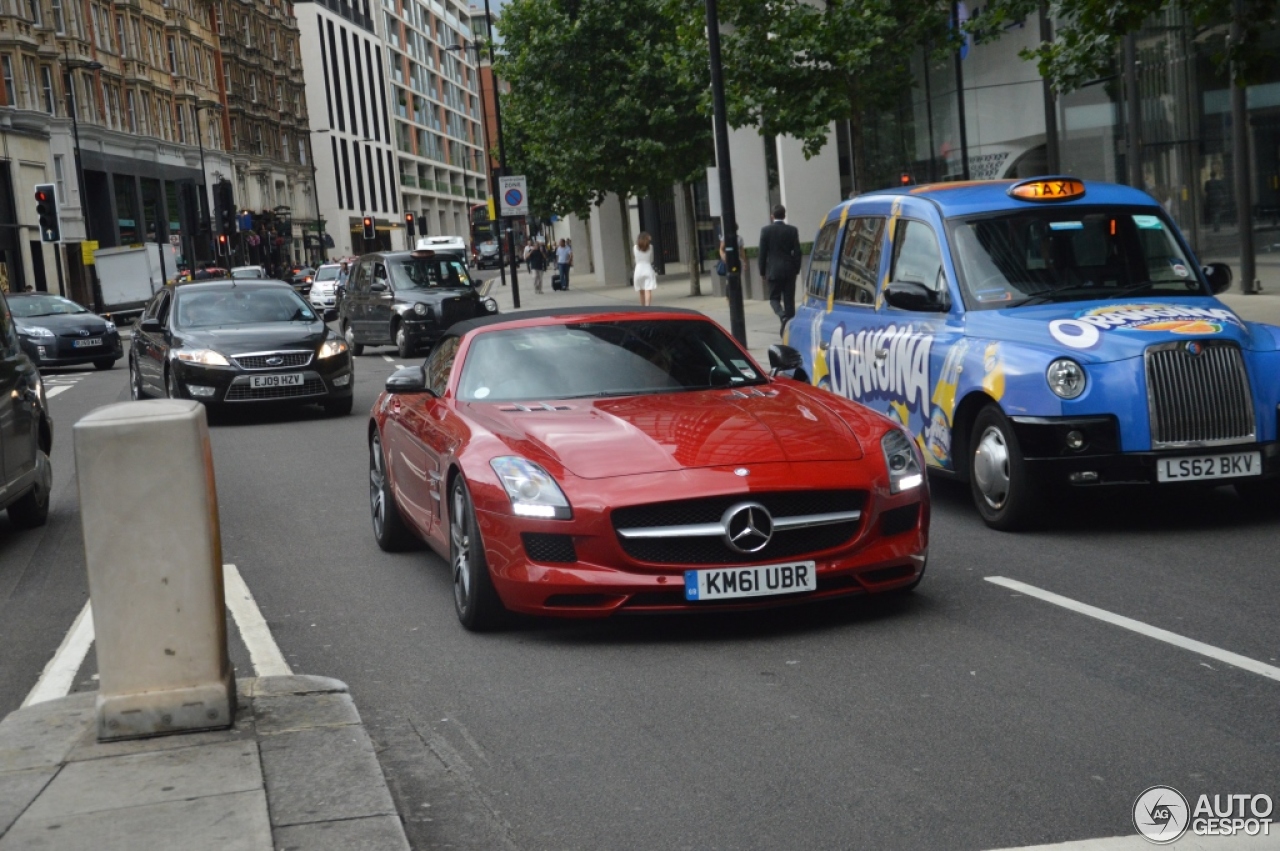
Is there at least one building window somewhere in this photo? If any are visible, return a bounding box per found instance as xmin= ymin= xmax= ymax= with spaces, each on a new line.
xmin=53 ymin=155 xmax=66 ymax=201
xmin=50 ymin=0 xmax=64 ymax=33
xmin=20 ymin=57 xmax=36 ymax=109
xmin=125 ymin=89 xmax=137 ymax=132
xmin=249 ymin=75 xmax=257 ymax=102
xmin=40 ymin=65 xmax=54 ymax=114
xmin=167 ymin=36 xmax=177 ymax=74
xmin=115 ymin=15 xmax=126 ymax=56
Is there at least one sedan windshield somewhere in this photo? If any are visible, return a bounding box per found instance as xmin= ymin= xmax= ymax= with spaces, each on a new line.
xmin=174 ymin=288 xmax=316 ymax=328
xmin=457 ymin=320 xmax=766 ymax=402
xmin=314 ymin=266 xmax=340 ymax=281
xmin=392 ymin=256 xmax=472 ymax=290
xmin=8 ymin=294 xmax=89 ymax=317
xmin=949 ymin=208 xmax=1206 ymax=309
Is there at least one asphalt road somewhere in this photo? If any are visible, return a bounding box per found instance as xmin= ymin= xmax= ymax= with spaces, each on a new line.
xmin=2 ymin=290 xmax=1277 ymax=850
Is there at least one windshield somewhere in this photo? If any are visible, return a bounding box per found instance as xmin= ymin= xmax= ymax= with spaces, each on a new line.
xmin=174 ymin=287 xmax=316 ymax=328
xmin=948 ymin=208 xmax=1206 ymax=309
xmin=9 ymin=295 xmax=89 ymax=317
xmin=392 ymin=256 xmax=472 ymax=290
xmin=314 ymin=266 xmax=340 ymax=281
xmin=230 ymin=268 xmax=261 ymax=279
xmin=457 ymin=320 xmax=766 ymax=402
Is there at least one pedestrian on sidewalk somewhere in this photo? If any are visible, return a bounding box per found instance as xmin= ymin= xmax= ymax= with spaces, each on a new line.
xmin=530 ymin=240 xmax=548 ymax=293
xmin=758 ymin=204 xmax=802 ymax=335
xmin=556 ymin=238 xmax=572 ymax=291
xmin=633 ymin=232 xmax=658 ymax=306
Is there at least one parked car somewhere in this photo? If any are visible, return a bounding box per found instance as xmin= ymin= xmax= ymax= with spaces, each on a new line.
xmin=474 ymin=240 xmax=502 ymax=269
xmin=289 ymin=266 xmax=316 ymax=296
xmin=368 ymin=307 xmax=929 ymax=630
xmin=230 ymin=265 xmax=267 ymax=280
xmin=338 ymin=248 xmax=498 ymax=359
xmin=308 ymin=263 xmax=344 ymax=320
xmin=787 ymin=177 xmax=1280 ymax=529
xmin=0 ymin=287 xmax=53 ymax=528
xmin=8 ymin=292 xmax=123 ymax=371
xmin=129 ymin=279 xmax=354 ymax=415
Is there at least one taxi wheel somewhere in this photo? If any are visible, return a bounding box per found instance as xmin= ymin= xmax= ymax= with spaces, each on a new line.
xmin=395 ymin=323 xmax=414 ymax=360
xmin=449 ymin=477 xmax=507 ymax=632
xmin=343 ymin=322 xmax=364 ymax=356
xmin=969 ymin=404 xmax=1041 ymax=531
xmin=369 ymin=432 xmax=417 ymax=552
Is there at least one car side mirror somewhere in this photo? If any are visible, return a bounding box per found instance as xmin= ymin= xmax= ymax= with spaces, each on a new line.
xmin=884 ymin=281 xmax=945 ymax=312
xmin=140 ymin=317 xmax=162 ymax=333
xmin=1203 ymin=262 xmax=1233 ymax=295
xmin=767 ymin=344 xmax=803 ymax=376
xmin=371 ymin=280 xmax=388 ymax=293
xmin=385 ymin=365 xmax=430 ymax=395
xmin=709 ymin=365 xmax=734 ymax=387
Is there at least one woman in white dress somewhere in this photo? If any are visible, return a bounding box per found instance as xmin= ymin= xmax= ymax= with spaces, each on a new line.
xmin=633 ymin=232 xmax=657 ymax=305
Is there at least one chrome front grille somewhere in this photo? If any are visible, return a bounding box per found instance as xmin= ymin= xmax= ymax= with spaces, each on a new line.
xmin=224 ymin=378 xmax=327 ymax=401
xmin=231 ymin=350 xmax=314 ymax=370
xmin=1145 ymin=340 xmax=1255 ymax=449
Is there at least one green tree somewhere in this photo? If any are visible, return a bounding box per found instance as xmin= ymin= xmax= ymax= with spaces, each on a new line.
xmin=497 ymin=0 xmax=713 ymax=290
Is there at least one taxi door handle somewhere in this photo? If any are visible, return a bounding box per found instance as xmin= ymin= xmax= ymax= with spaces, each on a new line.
xmin=875 ymin=349 xmax=889 ymax=360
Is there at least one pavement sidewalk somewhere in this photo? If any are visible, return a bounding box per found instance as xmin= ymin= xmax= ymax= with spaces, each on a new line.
xmin=0 ymin=676 xmax=409 ymax=851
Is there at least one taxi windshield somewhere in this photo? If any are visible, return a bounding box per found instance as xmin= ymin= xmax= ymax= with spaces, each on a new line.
xmin=948 ymin=209 xmax=1207 ymax=309
xmin=392 ymin=255 xmax=472 ymax=290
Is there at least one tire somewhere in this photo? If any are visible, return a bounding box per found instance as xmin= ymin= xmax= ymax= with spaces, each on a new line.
xmin=166 ymin=366 xmax=182 ymax=400
xmin=94 ymin=357 xmax=116 ymax=371
xmin=343 ymin=322 xmax=363 ymax=356
xmin=369 ymin=431 xmax=417 ymax=552
xmin=129 ymin=356 xmax=149 ymax=400
xmin=449 ymin=477 xmax=507 ymax=631
xmin=8 ymin=449 xmax=51 ymax=529
xmin=395 ymin=323 xmax=414 ymax=360
xmin=968 ymin=404 xmax=1041 ymax=531
xmin=323 ymin=394 xmax=354 ymax=416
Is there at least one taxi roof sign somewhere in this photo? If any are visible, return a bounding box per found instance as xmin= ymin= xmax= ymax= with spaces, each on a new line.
xmin=1008 ymin=178 xmax=1086 ymax=202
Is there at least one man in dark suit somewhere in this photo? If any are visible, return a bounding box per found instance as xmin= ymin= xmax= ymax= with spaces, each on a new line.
xmin=758 ymin=205 xmax=803 ymax=334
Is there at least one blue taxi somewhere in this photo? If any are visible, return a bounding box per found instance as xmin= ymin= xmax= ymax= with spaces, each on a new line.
xmin=785 ymin=178 xmax=1280 ymax=529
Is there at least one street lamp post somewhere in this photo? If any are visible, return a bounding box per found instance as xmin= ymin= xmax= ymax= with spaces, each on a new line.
xmin=309 ymin=140 xmax=326 ymax=265
xmin=193 ymin=100 xmax=222 ymax=266
xmin=448 ymin=40 xmax=507 ymax=292
xmin=62 ymin=47 xmax=103 ymax=308
xmin=479 ymin=3 xmax=520 ymax=308
xmin=706 ymin=0 xmax=746 ymax=344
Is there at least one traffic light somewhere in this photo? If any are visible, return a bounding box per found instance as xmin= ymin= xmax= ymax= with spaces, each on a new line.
xmin=404 ymin=212 xmax=415 ymax=238
xmin=217 ymin=233 xmax=229 ymax=254
xmin=362 ymin=216 xmax=375 ymax=241
xmin=34 ymin=184 xmax=60 ymax=243
xmin=899 ymin=172 xmax=912 ymax=186
xmin=214 ymin=180 xmax=236 ymax=234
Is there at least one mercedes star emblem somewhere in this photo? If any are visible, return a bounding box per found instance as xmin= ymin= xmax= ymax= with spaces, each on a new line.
xmin=722 ymin=502 xmax=774 ymax=554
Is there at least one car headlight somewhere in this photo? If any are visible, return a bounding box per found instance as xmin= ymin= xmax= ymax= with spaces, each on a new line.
xmin=175 ymin=348 xmax=231 ymax=366
xmin=105 ymin=320 xmax=117 ymax=333
xmin=484 ymin=297 xmax=499 ymax=313
xmin=882 ymin=428 xmax=924 ymax=494
xmin=318 ymin=338 xmax=349 ymax=359
xmin=20 ymin=325 xmax=54 ymax=339
xmin=489 ymin=457 xmax=572 ymax=519
xmin=413 ymin=302 xmax=428 ymax=316
xmin=1046 ymin=358 xmax=1086 ymax=399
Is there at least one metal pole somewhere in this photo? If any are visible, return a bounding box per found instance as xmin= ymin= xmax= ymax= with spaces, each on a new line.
xmin=952 ymin=0 xmax=971 ymax=181
xmin=63 ymin=47 xmax=101 ymax=311
xmin=1124 ymin=34 xmax=1142 ymax=188
xmin=1230 ymin=0 xmax=1258 ymax=294
xmin=707 ymin=0 xmax=746 ymax=345
xmin=195 ymin=108 xmax=211 ymax=264
xmin=484 ymin=0 xmax=519 ymax=308
xmin=1039 ymin=3 xmax=1060 ymax=174
xmin=310 ymin=148 xmax=325 ymax=265
xmin=922 ymin=47 xmax=937 ymax=183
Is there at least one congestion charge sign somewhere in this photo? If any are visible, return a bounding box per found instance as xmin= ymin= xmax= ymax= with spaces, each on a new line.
xmin=498 ymin=176 xmax=528 ymax=216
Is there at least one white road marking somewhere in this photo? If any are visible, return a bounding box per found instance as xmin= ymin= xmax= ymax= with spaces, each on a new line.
xmin=987 ymin=577 xmax=1280 ymax=682
xmin=222 ymin=562 xmax=292 ymax=677
xmin=382 ymin=355 xmax=394 ymax=363
xmin=989 ymin=833 xmax=1280 ymax=849
xmin=22 ymin=601 xmax=95 ymax=706
xmin=45 ymin=385 xmax=72 ymax=398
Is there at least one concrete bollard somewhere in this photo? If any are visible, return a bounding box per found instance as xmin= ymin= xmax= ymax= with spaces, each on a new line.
xmin=74 ymin=399 xmax=234 ymax=741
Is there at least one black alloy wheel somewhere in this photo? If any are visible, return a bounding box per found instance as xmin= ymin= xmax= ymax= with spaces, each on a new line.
xmin=343 ymin=321 xmax=364 ymax=356
xmin=968 ymin=404 xmax=1041 ymax=531
xmin=94 ymin=358 xmax=115 ymax=371
xmin=449 ymin=477 xmax=506 ymax=631
xmin=369 ymin=432 xmax=417 ymax=552
xmin=8 ymin=449 xmax=51 ymax=528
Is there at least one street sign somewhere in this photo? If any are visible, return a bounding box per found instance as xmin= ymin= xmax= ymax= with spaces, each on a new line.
xmin=498 ymin=176 xmax=528 ymax=216
xmin=82 ymin=240 xmax=99 ymax=265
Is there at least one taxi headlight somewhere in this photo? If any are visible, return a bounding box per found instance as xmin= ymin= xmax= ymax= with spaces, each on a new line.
xmin=1047 ymin=358 xmax=1086 ymax=399
xmin=484 ymin=297 xmax=499 ymax=314
xmin=318 ymin=338 xmax=349 ymax=359
xmin=489 ymin=457 xmax=572 ymax=519
xmin=175 ymin=348 xmax=230 ymax=366
xmin=882 ymin=428 xmax=924 ymax=494
xmin=413 ymin=302 xmax=428 ymax=316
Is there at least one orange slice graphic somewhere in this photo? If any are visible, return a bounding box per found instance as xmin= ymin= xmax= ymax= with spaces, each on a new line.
xmin=1136 ymin=320 xmax=1221 ymax=334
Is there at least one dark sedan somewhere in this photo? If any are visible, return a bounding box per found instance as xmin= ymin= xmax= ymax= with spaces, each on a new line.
xmin=8 ymin=293 xmax=123 ymax=370
xmin=129 ymin=280 xmax=355 ymax=415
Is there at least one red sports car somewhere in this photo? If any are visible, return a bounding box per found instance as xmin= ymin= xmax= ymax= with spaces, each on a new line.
xmin=368 ymin=307 xmax=929 ymax=630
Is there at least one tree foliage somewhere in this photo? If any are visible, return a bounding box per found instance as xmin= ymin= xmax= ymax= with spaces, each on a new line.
xmin=976 ymin=0 xmax=1280 ymax=91
xmin=496 ymin=0 xmax=712 ymax=222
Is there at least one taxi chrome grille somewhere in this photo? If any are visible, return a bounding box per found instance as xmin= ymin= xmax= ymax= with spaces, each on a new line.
xmin=440 ymin=297 xmax=479 ymax=327
xmin=1145 ymin=340 xmax=1255 ymax=449
xmin=232 ymin=351 xmax=314 ymax=370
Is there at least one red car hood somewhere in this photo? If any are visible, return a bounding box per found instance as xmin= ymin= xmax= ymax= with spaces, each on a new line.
xmin=464 ymin=386 xmax=864 ymax=479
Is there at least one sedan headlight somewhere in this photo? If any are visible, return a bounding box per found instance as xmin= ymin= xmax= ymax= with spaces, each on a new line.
xmin=20 ymin=325 xmax=54 ymax=339
xmin=105 ymin=320 xmax=117 ymax=333
xmin=318 ymin=338 xmax=349 ymax=359
xmin=484 ymin=297 xmax=499 ymax=314
xmin=490 ymin=457 xmax=572 ymax=519
xmin=882 ymin=428 xmax=924 ymax=494
xmin=1046 ymin=358 xmax=1086 ymax=399
xmin=413 ymin=302 xmax=429 ymax=316
xmin=175 ymin=348 xmax=231 ymax=366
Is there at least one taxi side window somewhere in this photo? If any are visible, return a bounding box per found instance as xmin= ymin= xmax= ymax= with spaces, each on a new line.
xmin=350 ymin=262 xmax=370 ymax=293
xmin=805 ymin=221 xmax=839 ymax=300
xmin=425 ymin=336 xmax=461 ymax=396
xmin=833 ymin=216 xmax=885 ymax=306
xmin=891 ymin=219 xmax=947 ymax=303
xmin=373 ymin=263 xmax=389 ymax=287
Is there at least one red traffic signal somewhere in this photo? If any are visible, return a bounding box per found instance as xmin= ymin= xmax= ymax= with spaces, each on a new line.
xmin=899 ymin=172 xmax=912 ymax=186
xmin=218 ymin=233 xmax=229 ymax=246
xmin=34 ymin=183 xmax=60 ymax=243
xmin=362 ymin=216 xmax=375 ymax=241
xmin=404 ymin=212 xmax=416 ymax=238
